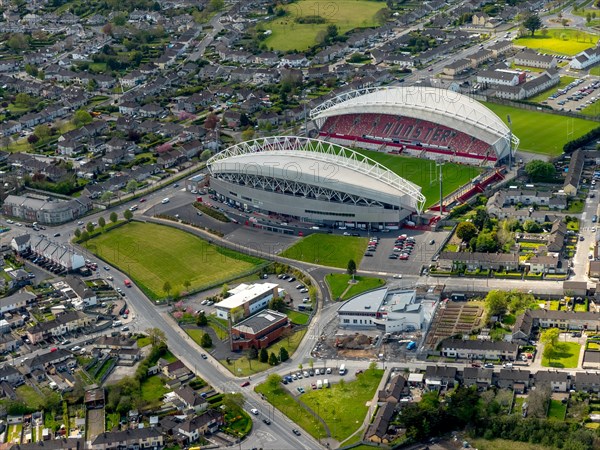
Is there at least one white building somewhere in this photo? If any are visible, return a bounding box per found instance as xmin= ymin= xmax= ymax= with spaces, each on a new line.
xmin=30 ymin=235 xmax=85 ymax=271
xmin=570 ymin=46 xmax=600 ymax=70
xmin=215 ymin=283 xmax=279 ymax=322
xmin=337 ymin=288 xmax=439 ymax=332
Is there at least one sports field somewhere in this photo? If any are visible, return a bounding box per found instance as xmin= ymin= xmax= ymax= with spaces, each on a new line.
xmin=354 ymin=149 xmax=483 ymax=208
xmin=515 ymin=28 xmax=598 ymax=56
xmin=262 ymin=0 xmax=384 ymax=51
xmin=281 ymin=234 xmax=367 ymax=268
xmin=85 ymin=222 xmax=264 ymax=299
xmin=482 ymin=102 xmax=598 ymax=156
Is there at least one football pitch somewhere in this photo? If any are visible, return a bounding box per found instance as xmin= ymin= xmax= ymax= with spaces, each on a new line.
xmin=85 ymin=222 xmax=265 ymax=299
xmin=354 ymin=149 xmax=483 ymax=208
xmin=482 ymin=102 xmax=598 ymax=156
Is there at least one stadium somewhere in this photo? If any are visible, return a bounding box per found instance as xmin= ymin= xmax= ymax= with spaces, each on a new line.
xmin=207 ymin=136 xmax=426 ymax=229
xmin=311 ymin=86 xmax=519 ymax=167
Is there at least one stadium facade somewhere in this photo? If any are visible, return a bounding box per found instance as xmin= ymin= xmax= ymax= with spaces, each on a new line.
xmin=311 ymin=87 xmax=519 ymax=167
xmin=206 ymin=136 xmax=425 ymax=229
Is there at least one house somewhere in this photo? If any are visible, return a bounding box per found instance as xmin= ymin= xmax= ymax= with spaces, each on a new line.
xmin=442 ymin=59 xmax=471 ymax=77
xmin=90 ymin=428 xmax=164 ymax=450
xmin=462 ymin=367 xmax=493 ymax=389
xmin=488 ymin=40 xmax=513 ymax=58
xmin=564 ymin=149 xmax=584 ymax=196
xmin=514 ymin=49 xmax=557 ymax=69
xmin=176 ymin=410 xmax=224 ymax=442
xmin=174 ymin=385 xmax=208 ymax=413
xmin=139 ymin=103 xmax=165 ymax=118
xmin=11 ymin=234 xmax=31 ymax=253
xmin=526 ymin=255 xmax=564 ymax=274
xmin=512 ymin=310 xmax=534 ymax=344
xmin=440 ymin=338 xmax=519 ymax=361
xmin=0 ymin=365 xmax=24 ymax=386
xmin=467 ymin=49 xmax=493 ymax=68
xmin=64 ymin=275 xmax=97 ymax=308
xmin=570 ymin=46 xmax=600 ymax=70
xmin=161 ymin=359 xmax=193 ymax=380
xmin=222 ymin=111 xmax=242 ymax=129
xmin=533 ymin=370 xmax=571 ymax=392
xmin=279 ymin=54 xmax=309 ymax=68
xmin=524 ymin=309 xmax=599 ymax=331
xmin=589 ymin=260 xmax=600 ymax=278
xmin=27 ymin=311 xmax=94 ymax=344
xmin=378 ymin=374 xmax=409 ymax=403
xmin=495 ymin=369 xmax=531 ymax=392
xmin=563 ymin=280 xmax=588 ymax=297
xmin=84 ymin=388 xmax=105 ymax=409
xmin=477 ymin=69 xmax=524 ymax=87
xmin=157 ymin=149 xmax=184 ymax=169
xmin=437 ymin=252 xmax=520 ymax=272
xmin=574 ymin=371 xmax=600 ymax=392
xmin=365 ymin=402 xmax=395 ymax=444
xmin=0 ymin=290 xmax=36 ymax=314
xmin=424 ymin=366 xmax=457 ymax=390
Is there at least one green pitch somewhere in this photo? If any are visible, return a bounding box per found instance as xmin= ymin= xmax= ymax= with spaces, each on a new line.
xmin=262 ymin=0 xmax=385 ymax=51
xmin=280 ymin=234 xmax=368 ymax=268
xmin=514 ymin=28 xmax=598 ymax=56
xmin=354 ymin=149 xmax=483 ymax=208
xmin=85 ymin=222 xmax=264 ymax=299
xmin=482 ymin=102 xmax=598 ymax=156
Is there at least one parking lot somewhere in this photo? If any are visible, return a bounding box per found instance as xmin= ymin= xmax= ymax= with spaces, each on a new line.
xmin=543 ymin=77 xmax=600 ymax=113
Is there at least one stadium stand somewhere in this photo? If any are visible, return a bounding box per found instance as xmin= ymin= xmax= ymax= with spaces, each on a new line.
xmin=319 ymin=113 xmax=494 ymax=165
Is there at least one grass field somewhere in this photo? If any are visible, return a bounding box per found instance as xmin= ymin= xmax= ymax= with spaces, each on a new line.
xmin=542 ymin=342 xmax=581 ymax=368
xmin=354 ymin=149 xmax=483 ymax=207
xmin=548 ymin=399 xmax=567 ymax=420
xmin=590 ymin=66 xmax=600 ymax=76
xmin=301 ymin=368 xmax=384 ymax=441
xmin=285 ymin=309 xmax=310 ymax=325
xmin=325 ymin=273 xmax=385 ymax=300
xmin=85 ymin=222 xmax=264 ymax=299
xmin=528 ymin=76 xmax=576 ymax=103
xmin=220 ymin=329 xmax=307 ymax=376
xmin=281 ymin=234 xmax=367 ymax=268
xmin=515 ymin=29 xmax=599 ymax=55
xmin=140 ymin=375 xmax=169 ymax=404
xmin=262 ymin=0 xmax=385 ymax=51
xmin=16 ymin=385 xmax=47 ymax=410
xmin=468 ymin=438 xmax=556 ymax=450
xmin=482 ymin=102 xmax=598 ymax=156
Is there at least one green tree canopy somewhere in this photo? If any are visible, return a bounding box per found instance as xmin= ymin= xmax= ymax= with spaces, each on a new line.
xmin=347 ymin=259 xmax=357 ymax=276
xmin=72 ymin=109 xmax=93 ymax=126
xmin=98 ymin=217 xmax=106 ymax=229
xmin=196 ymin=312 xmax=208 ymax=326
xmin=484 ymin=290 xmax=509 ymax=321
xmin=124 ymin=209 xmax=133 ymax=221
xmin=523 ymin=14 xmax=542 ymax=36
xmin=279 ymin=347 xmax=289 ymax=362
xmin=259 ymin=347 xmax=268 ymax=363
xmin=268 ymin=352 xmax=279 ymax=365
xmin=525 ymin=160 xmax=556 ymax=182
xmin=109 ymin=211 xmax=118 ymax=223
xmin=456 ymin=222 xmax=478 ymax=242
xmin=200 ymin=332 xmax=212 ymax=347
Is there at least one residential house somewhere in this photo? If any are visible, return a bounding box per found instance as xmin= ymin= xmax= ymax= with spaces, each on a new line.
xmin=589 ymin=260 xmax=600 ymax=278
xmin=424 ymin=366 xmax=457 ymax=390
xmin=488 ymin=40 xmax=513 ymax=58
xmin=0 ymin=365 xmax=24 ymax=386
xmin=365 ymin=402 xmax=395 ymax=444
xmin=514 ymin=49 xmax=557 ymax=69
xmin=157 ymin=149 xmax=184 ymax=169
xmin=64 ymin=275 xmax=97 ymax=307
xmin=526 ymin=255 xmax=565 ymax=274
xmin=467 ymin=49 xmax=493 ymax=68
xmin=27 ymin=311 xmax=94 ymax=344
xmin=378 ymin=374 xmax=409 ymax=403
xmin=442 ymin=59 xmax=471 ymax=77
xmin=437 ymin=252 xmax=520 ymax=272
xmin=10 ymin=234 xmax=31 ymax=254
xmin=90 ymin=428 xmax=164 ymax=450
xmin=525 ymin=309 xmax=599 ymax=331
xmin=176 ymin=410 xmax=224 ymax=442
xmin=495 ymin=369 xmax=531 ymax=393
xmin=462 ymin=367 xmax=493 ymax=389
xmin=570 ymin=46 xmax=600 ymax=70
xmin=179 ymin=140 xmax=202 ymax=159
xmin=440 ymin=338 xmax=519 ymax=361
xmin=160 ymin=359 xmax=193 ymax=380
xmin=533 ymin=370 xmax=571 ymax=392
xmin=477 ymin=69 xmax=524 ymax=87
xmin=564 ymin=149 xmax=584 ymax=196
xmin=512 ymin=310 xmax=534 ymax=344
xmin=574 ymin=371 xmax=600 ymax=392
xmin=174 ymin=385 xmax=208 ymax=413
xmin=0 ymin=289 xmax=34 ymax=316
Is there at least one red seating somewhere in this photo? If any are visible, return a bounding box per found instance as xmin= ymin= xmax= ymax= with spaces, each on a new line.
xmin=320 ymin=113 xmax=493 ymax=164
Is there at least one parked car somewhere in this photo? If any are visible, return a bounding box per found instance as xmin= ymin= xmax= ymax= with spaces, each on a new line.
xmin=241 ymin=381 xmax=250 ymax=387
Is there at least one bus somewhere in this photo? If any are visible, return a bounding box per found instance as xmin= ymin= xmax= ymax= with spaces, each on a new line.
xmin=339 ymin=364 xmax=346 ymax=375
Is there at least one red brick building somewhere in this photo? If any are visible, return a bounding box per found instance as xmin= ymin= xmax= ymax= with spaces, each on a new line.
xmin=230 ymin=309 xmax=291 ymax=351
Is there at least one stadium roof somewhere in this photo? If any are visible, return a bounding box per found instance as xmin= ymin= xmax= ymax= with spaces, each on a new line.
xmin=207 ymin=136 xmax=426 ymax=213
xmin=310 ymin=87 xmax=519 ymax=151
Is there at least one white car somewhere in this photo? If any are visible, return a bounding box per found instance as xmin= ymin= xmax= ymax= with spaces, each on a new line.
xmin=250 ymin=408 xmax=259 ymax=415
xmin=161 ymin=198 xmax=170 ymax=204
xmin=393 ymin=274 xmax=402 ymax=279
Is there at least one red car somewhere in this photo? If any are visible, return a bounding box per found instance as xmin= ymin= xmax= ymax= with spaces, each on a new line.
xmin=241 ymin=381 xmax=250 ymax=387
xmin=140 ymin=198 xmax=147 ymax=203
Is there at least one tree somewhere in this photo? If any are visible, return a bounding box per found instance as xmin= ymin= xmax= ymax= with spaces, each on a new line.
xmin=241 ymin=127 xmax=255 ymax=141
xmin=196 ymin=312 xmax=208 ymax=326
xmin=473 ymin=207 xmax=490 ymax=230
xmin=124 ymin=210 xmax=133 ymax=221
xmin=347 ymin=259 xmax=357 ymax=276
xmin=523 ymin=14 xmax=542 ymax=36
xmin=145 ymin=327 xmax=166 ymax=346
xmin=268 ymin=296 xmax=286 ymax=312
xmin=183 ymin=280 xmax=191 ymax=292
xmin=74 ymin=228 xmax=81 ymax=239
xmin=259 ymin=347 xmax=268 ymax=363
xmin=221 ymin=283 xmax=230 ymax=298
xmin=86 ymin=222 xmax=95 ymax=233
xmin=200 ymin=332 xmax=212 ymax=347
xmin=200 ymin=149 xmax=212 ymax=161
xmin=266 ymin=373 xmax=282 ymax=387
xmin=248 ymin=346 xmax=258 ymax=360
xmin=523 ymin=219 xmax=542 ymax=233
xmin=484 ymin=290 xmax=509 ymax=321
xmin=268 ymin=352 xmax=279 ymax=365
xmin=80 ymin=230 xmax=89 ymax=241
xmin=27 ymin=134 xmax=40 ymax=145
xmin=72 ymin=110 xmax=93 ymax=126
xmin=279 ymin=347 xmax=289 ymax=362
xmin=101 ymin=191 xmax=114 ymax=205
xmin=163 ymin=281 xmax=172 ymax=297
xmin=528 ymin=384 xmax=551 ymax=418
xmin=7 ymin=33 xmax=29 ymax=51
xmin=15 ymin=93 xmax=34 ymax=108
xmin=109 ymin=211 xmax=118 ymax=223
xmin=126 ymin=179 xmax=137 ymax=194
xmin=541 ymin=327 xmax=560 ymax=348
xmin=34 ymin=124 xmax=51 ymax=140
xmin=204 ymin=113 xmax=218 ymax=130
xmin=326 ymin=24 xmax=338 ymax=40
xmin=525 ymin=160 xmax=556 ymax=182
xmin=97 ymin=217 xmax=106 ymax=230
xmin=456 ymin=222 xmax=478 ymax=242
xmin=208 ymin=0 xmax=224 ymax=11
xmin=102 ymin=23 xmax=113 ymax=35
xmin=475 ymin=231 xmax=498 ymax=253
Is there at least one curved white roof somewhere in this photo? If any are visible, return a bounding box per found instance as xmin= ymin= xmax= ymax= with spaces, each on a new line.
xmin=311 ymin=87 xmax=514 ymax=146
xmin=207 ymin=136 xmax=425 ymax=213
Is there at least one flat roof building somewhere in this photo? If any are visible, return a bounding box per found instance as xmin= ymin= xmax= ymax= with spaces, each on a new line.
xmin=215 ymin=283 xmax=279 ymax=322
xmin=230 ymin=309 xmax=291 ymax=351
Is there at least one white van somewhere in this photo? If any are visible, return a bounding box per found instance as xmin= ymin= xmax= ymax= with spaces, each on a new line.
xmin=339 ymin=364 xmax=346 ymax=375
xmin=112 ymin=320 xmax=122 ymax=328
xmin=161 ymin=198 xmax=170 ymax=204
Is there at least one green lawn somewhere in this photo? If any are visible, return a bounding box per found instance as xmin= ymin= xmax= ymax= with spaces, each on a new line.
xmin=281 ymin=234 xmax=367 ymax=268
xmin=137 ymin=336 xmax=151 ymax=347
xmin=285 ymin=309 xmax=310 ymax=325
xmin=106 ymin=412 xmax=120 ymax=432
xmin=7 ymin=423 xmax=22 ymax=444
xmin=220 ymin=329 xmax=307 ymax=376
xmin=589 ymin=65 xmax=600 ymax=76
xmin=299 ymin=368 xmax=384 ymax=441
xmin=208 ymin=316 xmax=229 ymax=340
xmin=325 ymin=273 xmax=385 ymax=301
xmin=515 ymin=29 xmax=599 ymax=56
xmin=85 ymin=222 xmax=264 ymax=299
xmin=482 ymin=102 xmax=598 ymax=156
xmin=354 ymin=149 xmax=483 ymax=208
xmin=263 ymin=0 xmax=385 ymax=51
xmin=548 ymin=399 xmax=567 ymax=420
xmin=542 ymin=342 xmax=581 ymax=368
xmin=140 ymin=375 xmax=169 ymax=404
xmin=16 ymin=385 xmax=46 ymax=410
xmin=255 ymin=382 xmax=327 ymax=440
xmin=186 ymin=327 xmax=221 ymax=346
xmin=528 ymin=76 xmax=576 ymax=103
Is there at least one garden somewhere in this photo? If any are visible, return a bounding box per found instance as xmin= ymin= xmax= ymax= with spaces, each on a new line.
xmin=325 ymin=273 xmax=385 ymax=301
